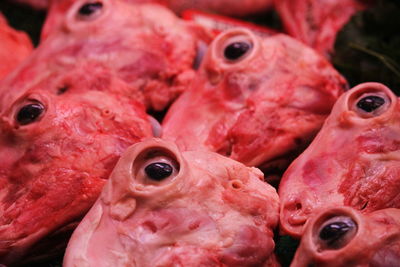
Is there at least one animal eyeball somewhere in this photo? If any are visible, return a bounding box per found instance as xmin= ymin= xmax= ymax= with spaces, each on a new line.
xmin=134 ymin=149 xmax=180 ymax=186
xmin=357 ymin=95 xmax=385 ymax=112
xmin=77 ymin=1 xmax=103 ymax=19
xmin=353 ymin=93 xmax=391 ymax=118
xmin=224 ymin=41 xmax=252 ymax=61
xmin=317 ymin=216 xmax=357 ymax=250
xmin=145 ymin=162 xmax=173 ymax=181
xmin=16 ymin=102 xmax=45 ymax=125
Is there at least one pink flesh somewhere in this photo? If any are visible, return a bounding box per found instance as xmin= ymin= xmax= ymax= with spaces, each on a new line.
xmin=19 ymin=0 xmax=211 ymax=111
xmin=9 ymin=0 xmax=50 ymax=9
xmin=16 ymin=0 xmax=272 ymax=17
xmin=9 ymin=0 xmax=164 ymax=10
xmin=292 ymin=207 xmax=400 ymax=267
xmin=279 ymin=82 xmax=400 ymax=238
xmin=0 ymin=14 xmax=33 ymax=81
xmin=64 ymin=138 xmax=280 ymax=266
xmin=0 ymin=62 xmax=153 ymax=264
xmin=274 ymin=0 xmax=369 ymax=58
xmin=166 ymin=0 xmax=273 ymax=17
xmin=162 ymin=29 xmax=347 ymax=176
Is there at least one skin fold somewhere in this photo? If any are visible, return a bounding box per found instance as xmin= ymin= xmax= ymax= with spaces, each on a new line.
xmin=279 ymin=82 xmax=400 ymax=238
xmin=64 ymin=138 xmax=280 ymax=267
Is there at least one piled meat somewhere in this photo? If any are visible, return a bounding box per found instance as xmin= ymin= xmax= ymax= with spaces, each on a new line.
xmin=274 ymin=0 xmax=369 ymax=57
xmin=64 ymin=138 xmax=280 ymax=266
xmin=11 ymin=0 xmax=273 ymax=16
xmin=1 ymin=0 xmax=395 ymax=266
xmin=279 ymin=82 xmax=400 ymax=238
xmin=292 ymin=207 xmax=400 ymax=266
xmin=0 ymin=13 xmax=33 ymax=80
xmin=14 ymin=0 xmax=211 ymax=111
xmin=0 ymin=62 xmax=153 ymax=264
xmin=162 ymin=28 xmax=347 ymax=179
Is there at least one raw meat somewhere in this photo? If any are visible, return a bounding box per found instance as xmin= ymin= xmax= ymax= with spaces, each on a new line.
xmin=0 ymin=62 xmax=153 ymax=265
xmin=64 ymin=138 xmax=280 ymax=266
xmin=12 ymin=0 xmax=273 ymax=16
xmin=274 ymin=0 xmax=369 ymax=58
xmin=291 ymin=206 xmax=400 ymax=266
xmin=8 ymin=0 xmax=49 ymax=9
xmin=166 ymin=0 xmax=273 ymax=17
xmin=0 ymin=13 xmax=33 ymax=80
xmin=162 ymin=28 xmax=347 ymax=181
xmin=25 ymin=0 xmax=211 ymax=111
xmin=8 ymin=0 xmax=163 ymax=10
xmin=279 ymin=82 xmax=400 ymax=238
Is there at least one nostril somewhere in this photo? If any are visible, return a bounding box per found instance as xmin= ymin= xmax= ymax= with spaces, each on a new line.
xmin=206 ymin=68 xmax=221 ymax=85
xmin=284 ymin=199 xmax=303 ymax=211
xmin=142 ymin=221 xmax=157 ymax=233
xmin=230 ymin=180 xmax=243 ymax=189
xmin=101 ymin=109 xmax=113 ymax=118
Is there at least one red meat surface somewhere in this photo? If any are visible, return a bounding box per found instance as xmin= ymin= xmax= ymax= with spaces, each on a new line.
xmin=21 ymin=0 xmax=211 ymax=111
xmin=8 ymin=0 xmax=163 ymax=10
xmin=13 ymin=0 xmax=273 ymax=16
xmin=0 ymin=62 xmax=153 ymax=264
xmin=162 ymin=28 xmax=347 ymax=181
xmin=64 ymin=138 xmax=280 ymax=266
xmin=279 ymin=82 xmax=400 ymax=238
xmin=274 ymin=0 xmax=369 ymax=58
xmin=0 ymin=13 xmax=33 ymax=80
xmin=292 ymin=206 xmax=400 ymax=266
xmin=166 ymin=0 xmax=273 ymax=17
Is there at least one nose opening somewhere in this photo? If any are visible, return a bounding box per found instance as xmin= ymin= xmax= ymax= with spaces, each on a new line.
xmin=280 ymin=198 xmax=309 ymax=238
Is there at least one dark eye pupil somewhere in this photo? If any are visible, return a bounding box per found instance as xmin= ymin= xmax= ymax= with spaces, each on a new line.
xmin=224 ymin=42 xmax=252 ymax=61
xmin=319 ymin=221 xmax=352 ymax=245
xmin=16 ymin=103 xmax=44 ymax=125
xmin=357 ymin=95 xmax=385 ymax=112
xmin=145 ymin=162 xmax=173 ymax=181
xmin=78 ymin=2 xmax=103 ymax=16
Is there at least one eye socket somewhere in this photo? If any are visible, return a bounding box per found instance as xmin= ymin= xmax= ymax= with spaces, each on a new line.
xmin=76 ymin=1 xmax=103 ymax=20
xmin=224 ymin=41 xmax=252 ymax=61
xmin=352 ymin=92 xmax=391 ymax=118
xmin=317 ymin=216 xmax=357 ymax=251
xmin=16 ymin=101 xmax=45 ymax=125
xmin=133 ymin=149 xmax=180 ymax=186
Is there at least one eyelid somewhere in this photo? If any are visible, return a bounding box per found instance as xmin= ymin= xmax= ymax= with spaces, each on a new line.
xmin=76 ymin=1 xmax=104 ymax=20
xmin=207 ymin=28 xmax=261 ymax=71
xmin=222 ymin=38 xmax=253 ymax=62
xmin=64 ymin=0 xmax=110 ymax=32
xmin=132 ymin=149 xmax=180 ymax=186
xmin=351 ymin=92 xmax=391 ymax=118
